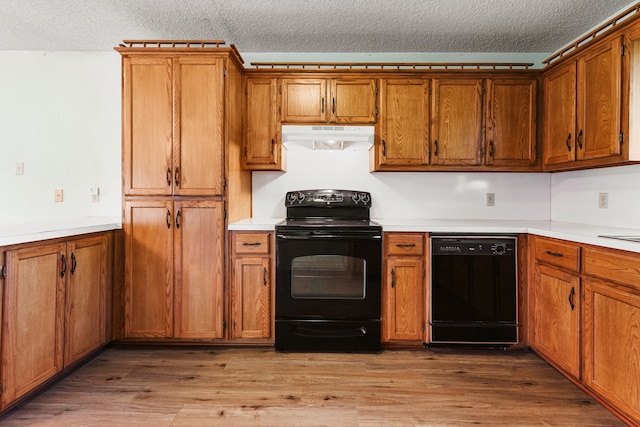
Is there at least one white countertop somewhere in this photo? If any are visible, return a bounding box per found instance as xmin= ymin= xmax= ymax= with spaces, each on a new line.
xmin=0 ymin=217 xmax=122 ymax=247
xmin=229 ymin=217 xmax=640 ymax=253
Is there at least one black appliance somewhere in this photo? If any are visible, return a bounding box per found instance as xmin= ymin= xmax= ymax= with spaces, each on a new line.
xmin=430 ymin=236 xmax=518 ymax=344
xmin=275 ymin=189 xmax=382 ymax=352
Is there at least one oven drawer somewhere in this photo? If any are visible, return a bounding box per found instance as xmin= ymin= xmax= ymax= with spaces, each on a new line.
xmin=233 ymin=233 xmax=271 ymax=254
xmin=385 ymin=233 xmax=424 ymax=256
xmin=534 ymin=236 xmax=580 ymax=272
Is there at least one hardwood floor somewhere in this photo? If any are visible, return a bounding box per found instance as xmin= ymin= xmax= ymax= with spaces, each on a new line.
xmin=0 ymin=346 xmax=626 ymax=426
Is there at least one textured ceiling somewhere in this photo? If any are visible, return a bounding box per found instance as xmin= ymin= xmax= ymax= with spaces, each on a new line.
xmin=0 ymin=0 xmax=638 ymax=57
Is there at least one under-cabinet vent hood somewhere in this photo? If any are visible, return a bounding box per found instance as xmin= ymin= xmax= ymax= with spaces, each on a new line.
xmin=282 ymin=125 xmax=374 ymax=151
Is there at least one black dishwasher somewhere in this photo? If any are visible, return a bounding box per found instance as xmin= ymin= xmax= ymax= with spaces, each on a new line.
xmin=430 ymin=236 xmax=518 ymax=344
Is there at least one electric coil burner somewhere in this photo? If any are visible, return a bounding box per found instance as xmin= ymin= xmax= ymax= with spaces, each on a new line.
xmin=275 ymin=189 xmax=382 ymax=352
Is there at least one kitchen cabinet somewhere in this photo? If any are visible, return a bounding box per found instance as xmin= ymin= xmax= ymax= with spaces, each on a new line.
xmin=484 ymin=79 xmax=537 ymax=167
xmin=431 ymin=78 xmax=484 ymax=166
xmin=229 ymin=232 xmax=273 ymax=341
xmin=122 ymin=55 xmax=225 ymax=196
xmin=531 ymin=237 xmax=581 ymax=380
xmin=243 ymin=77 xmax=286 ymax=171
xmin=543 ymin=36 xmax=625 ymax=170
xmin=372 ymin=79 xmax=430 ymax=169
xmin=581 ymin=246 xmax=640 ymax=425
xmin=123 ymin=199 xmax=225 ymax=340
xmin=281 ymin=78 xmax=377 ymax=124
xmin=1 ymin=233 xmax=111 ymax=409
xmin=382 ymin=233 xmax=427 ymax=345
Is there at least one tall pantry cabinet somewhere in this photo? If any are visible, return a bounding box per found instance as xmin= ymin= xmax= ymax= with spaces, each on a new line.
xmin=116 ymin=41 xmax=251 ymax=341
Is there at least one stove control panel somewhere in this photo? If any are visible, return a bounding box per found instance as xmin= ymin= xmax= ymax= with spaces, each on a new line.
xmin=285 ymin=189 xmax=372 ymax=207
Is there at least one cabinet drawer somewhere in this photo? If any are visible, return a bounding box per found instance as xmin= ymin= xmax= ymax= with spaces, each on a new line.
xmin=233 ymin=233 xmax=270 ymax=254
xmin=583 ymin=246 xmax=640 ymax=290
xmin=385 ymin=233 xmax=424 ymax=256
xmin=534 ymin=237 xmax=580 ymax=272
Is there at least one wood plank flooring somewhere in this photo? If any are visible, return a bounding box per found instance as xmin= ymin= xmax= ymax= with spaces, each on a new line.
xmin=0 ymin=346 xmax=627 ymax=426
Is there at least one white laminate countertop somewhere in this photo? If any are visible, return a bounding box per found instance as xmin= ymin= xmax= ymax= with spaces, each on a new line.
xmin=228 ymin=217 xmax=640 ymax=254
xmin=0 ymin=217 xmax=122 ymax=247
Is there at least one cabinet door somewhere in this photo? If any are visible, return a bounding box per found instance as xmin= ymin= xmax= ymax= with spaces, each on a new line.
xmin=533 ymin=264 xmax=581 ymax=379
xmin=377 ymin=79 xmax=430 ymax=167
xmin=122 ymin=56 xmax=173 ymax=196
xmin=173 ymin=200 xmax=225 ymax=339
xmin=281 ymin=79 xmax=327 ymax=123
xmin=65 ymin=235 xmax=107 ymax=366
xmin=231 ymin=256 xmax=272 ymax=339
xmin=543 ymin=62 xmax=577 ymax=166
xmin=576 ymin=37 xmax=623 ymax=161
xmin=431 ymin=78 xmax=483 ymax=165
xmin=583 ymin=279 xmax=640 ymax=424
xmin=173 ymin=56 xmax=224 ymax=196
xmin=244 ymin=78 xmax=282 ymax=169
xmin=383 ymin=257 xmax=425 ymax=342
xmin=485 ymin=79 xmax=537 ymax=167
xmin=123 ymin=200 xmax=173 ymax=338
xmin=2 ymin=243 xmax=65 ymax=406
xmin=330 ymin=79 xmax=377 ymax=123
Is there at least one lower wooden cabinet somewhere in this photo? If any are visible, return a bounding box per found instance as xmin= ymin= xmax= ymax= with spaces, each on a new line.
xmin=382 ymin=233 xmax=427 ymax=345
xmin=229 ymin=232 xmax=273 ymax=342
xmin=1 ymin=233 xmax=111 ymax=409
xmin=532 ymin=264 xmax=581 ymax=379
xmin=123 ymin=199 xmax=225 ymax=340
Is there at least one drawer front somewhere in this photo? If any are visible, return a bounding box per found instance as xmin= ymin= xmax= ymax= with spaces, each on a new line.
xmin=583 ymin=246 xmax=640 ymax=290
xmin=534 ymin=237 xmax=580 ymax=272
xmin=385 ymin=233 xmax=424 ymax=256
xmin=233 ymin=233 xmax=271 ymax=255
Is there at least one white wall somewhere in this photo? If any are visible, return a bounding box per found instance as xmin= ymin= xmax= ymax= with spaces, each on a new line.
xmin=252 ymin=146 xmax=552 ymax=220
xmin=551 ymin=164 xmax=640 ymax=229
xmin=0 ymin=51 xmax=121 ymax=226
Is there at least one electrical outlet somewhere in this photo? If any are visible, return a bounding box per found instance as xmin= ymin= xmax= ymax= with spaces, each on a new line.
xmin=486 ymin=193 xmax=495 ymax=206
xmin=16 ymin=162 xmax=24 ymax=175
xmin=90 ymin=187 xmax=100 ymax=202
xmin=55 ymin=189 xmax=64 ymax=202
xmin=598 ymin=192 xmax=608 ymax=209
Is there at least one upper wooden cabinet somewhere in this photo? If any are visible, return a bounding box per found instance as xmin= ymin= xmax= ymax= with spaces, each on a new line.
xmin=371 ymin=76 xmax=538 ymax=171
xmin=431 ymin=78 xmax=484 ymax=166
xmin=243 ymin=77 xmax=286 ymax=171
xmin=484 ymin=79 xmax=537 ymax=167
xmin=373 ymin=79 xmax=430 ymax=169
xmin=543 ymin=36 xmax=625 ymax=170
xmin=122 ymin=55 xmax=225 ymax=196
xmin=281 ymin=78 xmax=377 ymax=124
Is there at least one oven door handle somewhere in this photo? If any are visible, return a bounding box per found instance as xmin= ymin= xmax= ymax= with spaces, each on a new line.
xmin=277 ymin=233 xmax=381 ymax=240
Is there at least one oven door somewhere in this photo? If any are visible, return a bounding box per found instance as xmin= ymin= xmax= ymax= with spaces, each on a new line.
xmin=275 ymin=229 xmax=382 ymax=320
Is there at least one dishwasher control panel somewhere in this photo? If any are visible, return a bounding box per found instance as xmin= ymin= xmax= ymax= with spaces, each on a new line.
xmin=431 ymin=236 xmax=515 ymax=256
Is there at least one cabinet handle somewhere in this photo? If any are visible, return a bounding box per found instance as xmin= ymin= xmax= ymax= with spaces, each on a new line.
xmin=396 ymin=243 xmax=416 ymax=248
xmin=263 ymin=267 xmax=268 ymax=286
xmin=71 ymin=253 xmax=77 ymax=275
xmin=577 ymin=129 xmax=583 ymax=149
xmin=568 ymin=287 xmax=576 ymax=310
xmin=175 ymin=210 xmax=181 ymax=229
xmin=166 ymin=209 xmax=171 ymax=229
xmin=321 ymin=97 xmax=325 ymax=113
xmin=174 ymin=167 xmax=180 ymax=186
xmin=391 ymin=268 xmax=396 ymax=288
xmin=271 ymin=139 xmax=275 ymax=154
xmin=332 ymin=97 xmax=335 ymax=114
xmin=382 ymin=140 xmax=387 ymax=156
xmin=242 ymin=242 xmax=262 ymax=246
xmin=60 ymin=254 xmax=67 ymax=278
xmin=565 ymin=133 xmax=572 ymax=152
xmin=166 ymin=168 xmax=172 ymax=186
xmin=545 ymin=250 xmax=564 ymax=257
xmin=489 ymin=141 xmax=494 ymax=158
xmin=434 ymin=140 xmax=439 ymax=156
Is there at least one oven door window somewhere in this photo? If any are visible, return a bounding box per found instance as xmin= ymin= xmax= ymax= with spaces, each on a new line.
xmin=291 ymin=255 xmax=366 ymax=299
